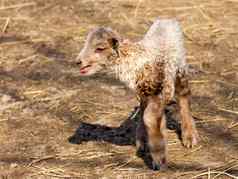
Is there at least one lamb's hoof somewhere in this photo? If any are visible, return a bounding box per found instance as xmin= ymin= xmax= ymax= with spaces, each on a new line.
xmin=182 ymin=129 xmax=199 ymax=148
xmin=152 ymin=161 xmax=167 ymax=171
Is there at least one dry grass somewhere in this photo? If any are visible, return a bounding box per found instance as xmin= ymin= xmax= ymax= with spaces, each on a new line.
xmin=0 ymin=0 xmax=238 ymax=178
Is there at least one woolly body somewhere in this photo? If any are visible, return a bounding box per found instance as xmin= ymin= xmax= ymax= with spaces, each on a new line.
xmin=112 ymin=19 xmax=187 ymax=100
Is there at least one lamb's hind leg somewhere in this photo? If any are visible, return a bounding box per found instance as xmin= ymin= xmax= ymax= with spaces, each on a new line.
xmin=143 ymin=96 xmax=167 ymax=170
xmin=176 ymin=74 xmax=199 ymax=148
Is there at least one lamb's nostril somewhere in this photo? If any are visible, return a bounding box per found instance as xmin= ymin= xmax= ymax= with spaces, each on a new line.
xmin=76 ymin=61 xmax=82 ymax=66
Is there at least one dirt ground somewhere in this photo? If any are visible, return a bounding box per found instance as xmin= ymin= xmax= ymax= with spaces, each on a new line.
xmin=0 ymin=0 xmax=238 ymax=178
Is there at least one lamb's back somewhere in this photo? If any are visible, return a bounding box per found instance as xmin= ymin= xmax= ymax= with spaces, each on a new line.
xmin=141 ymin=18 xmax=187 ymax=75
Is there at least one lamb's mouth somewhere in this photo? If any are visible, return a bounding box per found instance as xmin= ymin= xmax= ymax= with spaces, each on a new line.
xmin=79 ymin=65 xmax=92 ymax=74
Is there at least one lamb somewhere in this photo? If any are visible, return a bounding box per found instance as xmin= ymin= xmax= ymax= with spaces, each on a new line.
xmin=75 ymin=18 xmax=199 ymax=170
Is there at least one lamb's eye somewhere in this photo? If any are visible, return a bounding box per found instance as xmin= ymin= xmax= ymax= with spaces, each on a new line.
xmin=95 ymin=47 xmax=106 ymax=53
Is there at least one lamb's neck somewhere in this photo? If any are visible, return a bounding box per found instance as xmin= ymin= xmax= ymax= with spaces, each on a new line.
xmin=111 ymin=41 xmax=152 ymax=90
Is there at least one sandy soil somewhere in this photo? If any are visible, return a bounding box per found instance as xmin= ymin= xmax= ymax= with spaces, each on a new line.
xmin=0 ymin=0 xmax=238 ymax=178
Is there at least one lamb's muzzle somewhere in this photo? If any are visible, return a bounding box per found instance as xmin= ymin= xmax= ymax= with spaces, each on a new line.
xmin=76 ymin=18 xmax=199 ymax=170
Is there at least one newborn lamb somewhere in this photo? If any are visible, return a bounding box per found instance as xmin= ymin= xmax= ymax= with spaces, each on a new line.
xmin=75 ymin=18 xmax=199 ymax=170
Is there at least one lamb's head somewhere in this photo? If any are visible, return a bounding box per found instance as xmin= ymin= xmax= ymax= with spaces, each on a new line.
xmin=76 ymin=27 xmax=122 ymax=76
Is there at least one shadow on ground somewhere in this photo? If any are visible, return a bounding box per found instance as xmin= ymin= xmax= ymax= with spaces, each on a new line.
xmin=68 ymin=103 xmax=181 ymax=169
xmin=68 ymin=98 xmax=238 ymax=171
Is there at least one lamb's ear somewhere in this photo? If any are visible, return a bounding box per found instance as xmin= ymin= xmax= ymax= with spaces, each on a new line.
xmin=108 ymin=37 xmax=119 ymax=51
xmin=106 ymin=28 xmax=121 ymax=52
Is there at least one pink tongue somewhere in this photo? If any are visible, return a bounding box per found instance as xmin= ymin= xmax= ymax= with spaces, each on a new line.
xmin=80 ymin=69 xmax=87 ymax=74
xmin=80 ymin=65 xmax=91 ymax=74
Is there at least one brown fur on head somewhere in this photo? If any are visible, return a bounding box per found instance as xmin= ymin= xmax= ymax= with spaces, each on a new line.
xmin=76 ymin=27 xmax=122 ymax=76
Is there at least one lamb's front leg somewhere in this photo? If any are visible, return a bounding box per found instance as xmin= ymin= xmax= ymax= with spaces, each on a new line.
xmin=176 ymin=75 xmax=199 ymax=148
xmin=143 ymin=96 xmax=167 ymax=170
